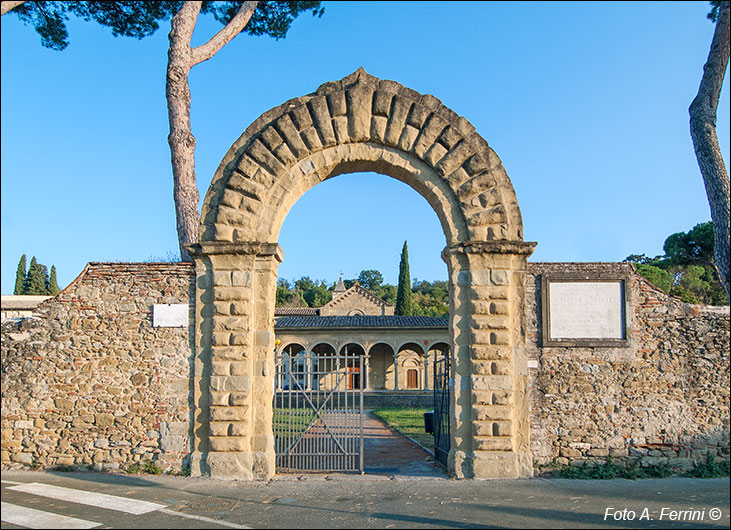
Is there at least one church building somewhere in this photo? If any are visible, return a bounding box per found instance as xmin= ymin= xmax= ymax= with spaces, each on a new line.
xmin=274 ymin=278 xmax=449 ymax=395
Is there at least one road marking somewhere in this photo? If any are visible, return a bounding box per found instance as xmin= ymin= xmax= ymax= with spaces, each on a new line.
xmin=1 ymin=480 xmax=24 ymax=485
xmin=158 ymin=508 xmax=251 ymax=529
xmin=1 ymin=502 xmax=101 ymax=529
xmin=8 ymin=482 xmax=165 ymax=515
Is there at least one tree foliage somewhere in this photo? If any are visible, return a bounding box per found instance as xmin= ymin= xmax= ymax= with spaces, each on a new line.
xmin=276 ymin=270 xmax=448 ymax=317
xmin=395 ymin=241 xmax=415 ymax=316
xmin=625 ymin=221 xmax=728 ymax=305
xmin=356 ymin=269 xmax=384 ymax=291
xmin=662 ymin=222 xmax=715 ymax=266
xmin=276 ymin=276 xmax=331 ymax=308
xmin=48 ymin=265 xmax=61 ymax=295
xmin=411 ymin=279 xmax=449 ymax=317
xmin=205 ymin=0 xmax=323 ymax=38
xmin=8 ymin=1 xmax=181 ymax=50
xmin=23 ymin=257 xmax=46 ymax=295
xmin=14 ymin=254 xmax=26 ymax=295
xmin=4 ymin=1 xmax=324 ymax=261
xmin=707 ymin=0 xmax=724 ymax=22
xmin=7 ymin=1 xmax=323 ymax=49
xmin=14 ymin=254 xmax=60 ymax=295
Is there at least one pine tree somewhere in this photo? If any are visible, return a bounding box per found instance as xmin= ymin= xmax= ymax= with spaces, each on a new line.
xmin=23 ymin=257 xmax=48 ymax=295
xmin=48 ymin=265 xmax=60 ymax=295
xmin=14 ymin=254 xmax=27 ymax=295
xmin=396 ymin=241 xmax=415 ymax=316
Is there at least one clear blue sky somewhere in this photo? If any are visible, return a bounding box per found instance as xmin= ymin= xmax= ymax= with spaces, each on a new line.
xmin=2 ymin=1 xmax=729 ymax=293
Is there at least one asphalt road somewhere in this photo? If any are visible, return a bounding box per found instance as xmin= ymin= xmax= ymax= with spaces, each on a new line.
xmin=1 ymin=469 xmax=729 ymax=529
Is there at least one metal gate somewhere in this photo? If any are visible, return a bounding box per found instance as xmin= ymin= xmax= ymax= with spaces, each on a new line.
xmin=274 ymin=348 xmax=364 ymax=473
xmin=433 ymin=353 xmax=451 ymax=468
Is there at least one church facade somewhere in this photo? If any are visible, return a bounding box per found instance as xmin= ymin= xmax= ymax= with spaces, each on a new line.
xmin=274 ymin=279 xmax=449 ymax=392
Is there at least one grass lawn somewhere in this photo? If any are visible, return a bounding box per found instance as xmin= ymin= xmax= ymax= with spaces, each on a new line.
xmin=371 ymin=408 xmax=434 ymax=452
xmin=273 ymin=408 xmax=316 ymax=438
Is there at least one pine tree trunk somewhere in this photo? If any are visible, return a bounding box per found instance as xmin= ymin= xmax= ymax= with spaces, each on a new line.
xmin=166 ymin=2 xmax=202 ymax=262
xmin=165 ymin=1 xmax=258 ymax=262
xmin=690 ymin=1 xmax=731 ymax=299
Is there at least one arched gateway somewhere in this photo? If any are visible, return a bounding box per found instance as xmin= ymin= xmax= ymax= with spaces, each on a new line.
xmin=187 ymin=68 xmax=536 ymax=480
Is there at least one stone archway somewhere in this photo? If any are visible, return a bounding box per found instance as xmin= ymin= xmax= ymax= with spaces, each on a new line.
xmin=187 ymin=68 xmax=535 ymax=480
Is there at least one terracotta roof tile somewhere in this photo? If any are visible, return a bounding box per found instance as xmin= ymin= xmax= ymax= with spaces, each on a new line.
xmin=275 ymin=315 xmax=448 ymax=329
xmin=274 ymin=307 xmax=319 ymax=316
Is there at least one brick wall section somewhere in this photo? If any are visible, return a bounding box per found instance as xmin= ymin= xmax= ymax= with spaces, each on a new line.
xmin=1 ymin=262 xmax=195 ymax=472
xmin=526 ymin=263 xmax=730 ymax=471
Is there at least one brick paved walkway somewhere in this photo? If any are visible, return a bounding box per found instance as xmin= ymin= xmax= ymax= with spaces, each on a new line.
xmin=362 ymin=411 xmax=446 ymax=478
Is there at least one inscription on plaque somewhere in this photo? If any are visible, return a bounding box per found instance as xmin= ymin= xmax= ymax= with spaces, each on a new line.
xmin=542 ymin=278 xmax=627 ymax=346
xmin=152 ymin=304 xmax=189 ymax=328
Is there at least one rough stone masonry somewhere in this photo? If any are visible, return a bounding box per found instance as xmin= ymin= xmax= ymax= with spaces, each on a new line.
xmin=1 ymin=261 xmax=728 ymax=474
xmin=1 ymin=263 xmax=194 ymax=473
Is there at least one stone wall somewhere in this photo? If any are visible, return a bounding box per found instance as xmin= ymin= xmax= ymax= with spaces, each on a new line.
xmin=1 ymin=263 xmax=195 ymax=472
xmin=2 ymin=260 xmax=728 ymax=476
xmin=526 ymin=263 xmax=730 ymax=472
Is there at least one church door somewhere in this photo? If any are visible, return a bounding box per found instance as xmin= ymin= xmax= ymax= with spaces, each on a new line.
xmin=406 ymin=369 xmax=418 ymax=389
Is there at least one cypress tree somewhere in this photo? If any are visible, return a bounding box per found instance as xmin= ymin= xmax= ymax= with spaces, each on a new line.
xmin=23 ymin=257 xmax=47 ymax=295
xmin=48 ymin=265 xmax=60 ymax=295
xmin=14 ymin=254 xmax=27 ymax=295
xmin=396 ymin=241 xmax=415 ymax=316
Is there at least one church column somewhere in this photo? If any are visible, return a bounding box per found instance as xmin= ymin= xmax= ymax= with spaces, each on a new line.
xmin=393 ymin=351 xmax=400 ymax=390
xmin=364 ymin=352 xmax=371 ymax=390
xmin=306 ymin=349 xmax=313 ymax=391
xmin=423 ymin=349 xmax=430 ymax=391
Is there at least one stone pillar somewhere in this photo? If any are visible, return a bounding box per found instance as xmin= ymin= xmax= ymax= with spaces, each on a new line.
xmin=364 ymin=353 xmax=371 ymax=390
xmin=393 ymin=351 xmax=400 ymax=390
xmin=306 ymin=353 xmax=313 ymax=391
xmin=187 ymin=242 xmax=282 ymax=481
xmin=423 ymin=349 xmax=430 ymax=391
xmin=442 ymin=240 xmax=535 ymax=479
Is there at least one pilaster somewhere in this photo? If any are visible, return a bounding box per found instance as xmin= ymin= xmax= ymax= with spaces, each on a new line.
xmin=442 ymin=240 xmax=536 ymax=479
xmin=187 ymin=242 xmax=282 ymax=480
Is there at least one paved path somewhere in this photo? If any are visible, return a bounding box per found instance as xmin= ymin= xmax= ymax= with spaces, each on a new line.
xmin=362 ymin=411 xmax=446 ymax=478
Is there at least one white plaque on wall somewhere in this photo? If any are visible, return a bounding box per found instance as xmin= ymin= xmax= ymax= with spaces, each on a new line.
xmin=542 ymin=278 xmax=628 ymax=346
xmin=152 ymin=304 xmax=189 ymax=328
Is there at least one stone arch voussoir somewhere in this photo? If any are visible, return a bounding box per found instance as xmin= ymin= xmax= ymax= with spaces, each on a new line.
xmin=190 ymin=69 xmax=536 ymax=482
xmin=201 ymin=68 xmax=523 ymax=246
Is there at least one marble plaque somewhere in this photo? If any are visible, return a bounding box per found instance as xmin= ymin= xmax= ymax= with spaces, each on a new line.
xmin=547 ymin=281 xmax=625 ymax=341
xmin=152 ymin=304 xmax=189 ymax=328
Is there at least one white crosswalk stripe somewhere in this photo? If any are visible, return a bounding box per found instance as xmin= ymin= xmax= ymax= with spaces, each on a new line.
xmin=2 ymin=481 xmax=251 ymax=529
xmin=8 ymin=483 xmax=165 ymax=515
xmin=1 ymin=502 xmax=101 ymax=529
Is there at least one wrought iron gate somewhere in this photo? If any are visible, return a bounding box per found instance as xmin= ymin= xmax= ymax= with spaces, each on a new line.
xmin=274 ymin=348 xmax=364 ymax=473
xmin=433 ymin=353 xmax=451 ymax=468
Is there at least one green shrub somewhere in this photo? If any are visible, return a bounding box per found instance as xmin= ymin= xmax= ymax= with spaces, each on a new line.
xmin=684 ymin=455 xmax=730 ymax=478
xmin=554 ymin=458 xmax=623 ymax=479
xmin=553 ymin=457 xmax=672 ymax=480
xmin=635 ymin=263 xmax=672 ymax=293
xmin=142 ymin=461 xmax=163 ymax=475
